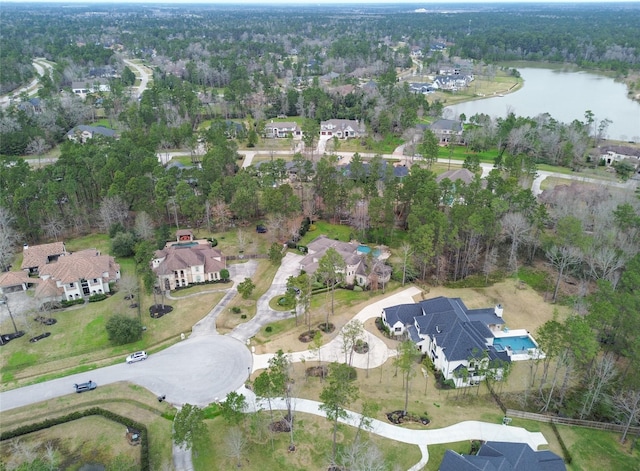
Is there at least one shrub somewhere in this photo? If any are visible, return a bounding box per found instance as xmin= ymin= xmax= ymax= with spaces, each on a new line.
xmin=207 ymin=237 xmax=218 ymax=247
xmin=308 ymin=224 xmax=316 ymax=231
xmin=231 ymin=307 xmax=241 ymax=314
xmin=106 ymin=314 xmax=143 ymax=345
xmin=353 ymin=285 xmax=363 ymax=292
xmin=220 ymin=268 xmax=230 ymax=281
xmin=265 ymin=326 xmax=273 ymax=333
xmin=88 ymin=293 xmax=107 ymax=302
xmin=60 ymin=299 xmax=83 ymax=308
xmin=240 ymin=314 xmax=247 ymax=319
xmin=110 ymin=231 xmax=138 ymax=258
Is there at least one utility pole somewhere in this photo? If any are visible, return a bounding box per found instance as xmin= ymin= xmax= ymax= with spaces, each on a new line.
xmin=2 ymin=295 xmax=19 ymax=333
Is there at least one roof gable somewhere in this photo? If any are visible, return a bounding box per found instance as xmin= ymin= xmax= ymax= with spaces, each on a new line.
xmin=21 ymin=242 xmax=67 ymax=270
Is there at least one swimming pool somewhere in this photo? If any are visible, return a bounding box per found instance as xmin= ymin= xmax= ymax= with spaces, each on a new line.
xmin=357 ymin=245 xmax=381 ymax=257
xmin=493 ymin=335 xmax=537 ymax=352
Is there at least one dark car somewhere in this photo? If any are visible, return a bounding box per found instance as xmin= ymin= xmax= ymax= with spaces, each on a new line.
xmin=74 ymin=380 xmax=97 ymax=393
xmin=256 ymin=224 xmax=267 ymax=233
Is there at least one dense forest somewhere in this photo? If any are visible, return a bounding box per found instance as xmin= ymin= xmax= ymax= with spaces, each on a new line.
xmin=1 ymin=3 xmax=640 ymax=431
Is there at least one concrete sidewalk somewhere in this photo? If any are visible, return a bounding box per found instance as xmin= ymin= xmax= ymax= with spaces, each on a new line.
xmin=239 ymin=386 xmax=547 ymax=471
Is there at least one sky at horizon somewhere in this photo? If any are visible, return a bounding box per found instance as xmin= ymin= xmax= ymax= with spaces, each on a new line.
xmin=1 ymin=0 xmax=638 ymax=4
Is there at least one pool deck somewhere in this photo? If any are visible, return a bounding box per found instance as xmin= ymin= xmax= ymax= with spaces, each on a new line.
xmin=492 ymin=329 xmax=545 ymax=361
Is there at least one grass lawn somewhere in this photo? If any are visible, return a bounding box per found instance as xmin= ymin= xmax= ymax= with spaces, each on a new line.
xmin=299 ymin=221 xmax=354 ymax=245
xmin=0 ymin=250 xmax=226 ymax=388
xmin=0 ymin=382 xmax=174 ymax=470
xmin=170 ymin=280 xmax=232 ymax=297
xmin=194 ymin=412 xmax=421 ymax=471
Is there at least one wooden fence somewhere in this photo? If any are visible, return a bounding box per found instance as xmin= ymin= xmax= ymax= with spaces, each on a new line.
xmin=506 ymin=409 xmax=640 ymax=434
xmin=226 ymin=254 xmax=269 ymax=261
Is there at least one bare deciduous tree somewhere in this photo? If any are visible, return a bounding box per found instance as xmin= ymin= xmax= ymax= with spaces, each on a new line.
xmin=579 ymin=352 xmax=617 ymax=419
xmin=134 ymin=211 xmax=155 ymax=241
xmin=99 ymin=196 xmax=129 ymax=231
xmin=225 ymin=426 xmax=247 ymax=468
xmin=43 ymin=215 xmax=64 ymax=241
xmin=501 ymin=212 xmax=531 ymax=273
xmin=613 ymin=388 xmax=640 ymax=443
xmin=0 ymin=206 xmax=21 ymax=271
xmin=545 ymin=245 xmax=582 ymax=303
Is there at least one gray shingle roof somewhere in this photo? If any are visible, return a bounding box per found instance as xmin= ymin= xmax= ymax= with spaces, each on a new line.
xmin=386 ymin=296 xmax=507 ymax=362
xmin=440 ymin=441 xmax=566 ymax=471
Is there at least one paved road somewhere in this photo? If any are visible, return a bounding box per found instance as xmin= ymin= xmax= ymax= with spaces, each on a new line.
xmin=123 ymin=59 xmax=152 ymax=99
xmin=0 ymin=59 xmax=54 ymax=109
xmin=0 ymin=333 xmax=251 ymax=411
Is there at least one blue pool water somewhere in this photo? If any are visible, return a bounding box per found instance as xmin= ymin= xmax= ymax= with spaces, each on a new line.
xmin=357 ymin=245 xmax=381 ymax=257
xmin=493 ymin=336 xmax=537 ymax=352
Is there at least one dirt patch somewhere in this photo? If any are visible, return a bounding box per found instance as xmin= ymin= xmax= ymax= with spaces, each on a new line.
xmin=317 ymin=322 xmax=335 ymax=333
xmin=305 ymin=366 xmax=327 ymax=378
xmin=298 ymin=329 xmax=318 ymax=343
xmin=149 ymin=304 xmax=173 ymax=318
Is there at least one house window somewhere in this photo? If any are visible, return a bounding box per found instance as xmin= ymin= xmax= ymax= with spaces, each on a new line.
xmin=69 ymin=282 xmax=74 ymax=288
xmin=93 ymin=279 xmax=98 ymax=283
xmin=395 ymin=327 xmax=402 ymax=332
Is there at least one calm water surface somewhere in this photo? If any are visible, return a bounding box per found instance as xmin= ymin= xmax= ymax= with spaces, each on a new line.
xmin=446 ymin=67 xmax=640 ymax=141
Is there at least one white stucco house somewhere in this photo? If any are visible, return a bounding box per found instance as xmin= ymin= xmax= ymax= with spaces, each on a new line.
xmin=36 ymin=249 xmax=120 ymax=301
xmin=152 ymin=230 xmax=226 ymax=291
xmin=382 ymin=297 xmax=511 ymax=387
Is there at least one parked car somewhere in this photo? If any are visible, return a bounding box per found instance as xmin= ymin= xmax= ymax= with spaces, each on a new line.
xmin=126 ymin=351 xmax=148 ymax=364
xmin=74 ymin=380 xmax=97 ymax=393
xmin=256 ymin=224 xmax=267 ymax=233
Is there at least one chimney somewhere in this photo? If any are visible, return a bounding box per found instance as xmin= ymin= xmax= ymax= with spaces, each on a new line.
xmin=495 ymin=304 xmax=504 ymax=318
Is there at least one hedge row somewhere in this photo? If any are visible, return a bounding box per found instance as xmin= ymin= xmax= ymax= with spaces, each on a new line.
xmin=0 ymin=407 xmax=150 ymax=470
xmin=550 ymin=422 xmax=573 ymax=464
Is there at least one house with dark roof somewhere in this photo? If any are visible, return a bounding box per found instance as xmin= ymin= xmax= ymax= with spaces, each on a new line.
xmin=439 ymin=441 xmax=566 ymax=471
xmin=429 ymin=119 xmax=464 ymax=144
xmin=152 ymin=230 xmax=226 ymax=291
xmin=66 ymin=125 xmax=118 ymax=143
xmin=382 ymin=297 xmax=510 ymax=387
xmin=299 ymin=235 xmax=391 ymax=288
xmin=338 ymin=160 xmax=408 ymax=181
xmin=265 ymin=121 xmax=302 ymax=139
xmin=71 ymin=78 xmax=110 ymax=97
xmin=320 ymin=119 xmax=365 ymax=139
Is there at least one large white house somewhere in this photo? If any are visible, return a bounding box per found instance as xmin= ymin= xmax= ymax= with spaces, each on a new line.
xmin=382 ymin=297 xmax=511 ymax=387
xmin=320 ymin=119 xmax=365 ymax=139
xmin=265 ymin=121 xmax=302 ymax=139
xmin=37 ymin=249 xmax=120 ymax=301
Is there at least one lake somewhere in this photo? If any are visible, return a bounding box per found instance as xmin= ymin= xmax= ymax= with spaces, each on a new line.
xmin=445 ymin=67 xmax=640 ymax=142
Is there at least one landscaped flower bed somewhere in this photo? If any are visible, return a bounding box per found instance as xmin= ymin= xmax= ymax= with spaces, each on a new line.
xmin=386 ymin=410 xmax=430 ymax=426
